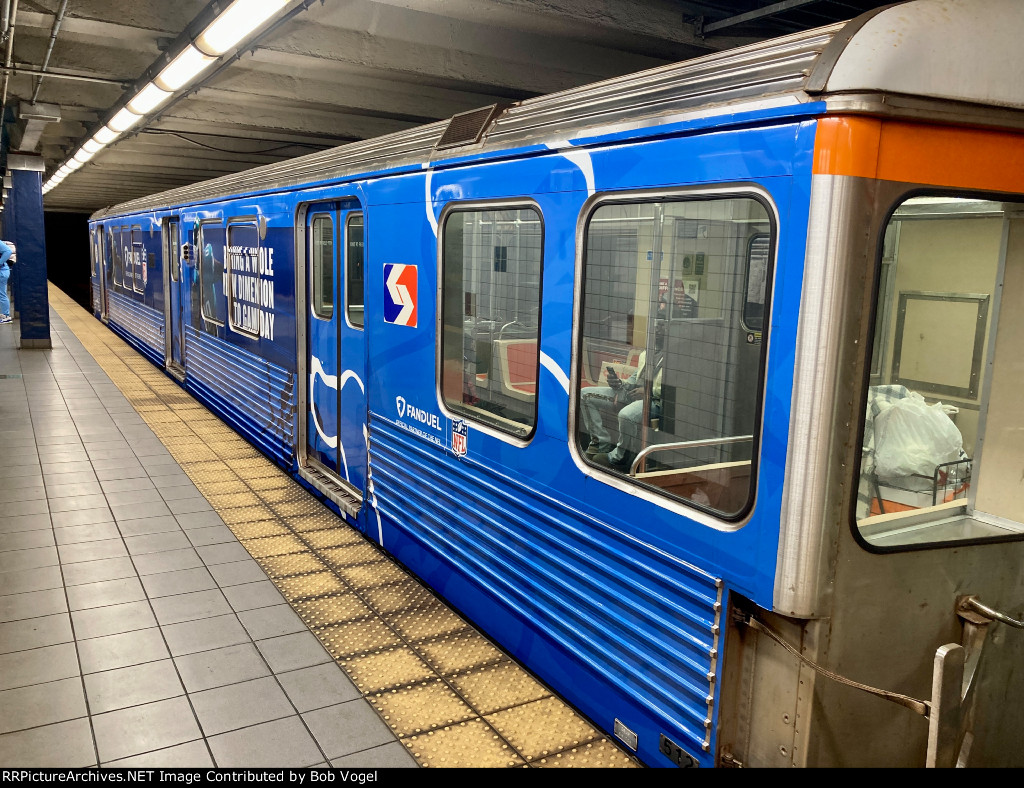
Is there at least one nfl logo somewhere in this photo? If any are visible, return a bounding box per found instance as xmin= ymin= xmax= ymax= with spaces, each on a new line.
xmin=452 ymin=418 xmax=468 ymax=457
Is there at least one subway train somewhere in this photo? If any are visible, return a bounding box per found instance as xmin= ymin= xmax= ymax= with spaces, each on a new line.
xmin=87 ymin=0 xmax=1024 ymax=768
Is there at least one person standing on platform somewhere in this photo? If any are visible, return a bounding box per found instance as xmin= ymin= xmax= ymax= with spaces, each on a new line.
xmin=0 ymin=239 xmax=13 ymax=324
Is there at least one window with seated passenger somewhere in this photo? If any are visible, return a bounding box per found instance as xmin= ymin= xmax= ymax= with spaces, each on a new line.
xmin=440 ymin=205 xmax=542 ymax=439
xmin=856 ymin=195 xmax=1024 ymax=548
xmin=575 ymin=195 xmax=774 ymax=520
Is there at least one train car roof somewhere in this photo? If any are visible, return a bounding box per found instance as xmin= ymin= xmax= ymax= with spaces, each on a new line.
xmin=91 ymin=0 xmax=1024 ymax=221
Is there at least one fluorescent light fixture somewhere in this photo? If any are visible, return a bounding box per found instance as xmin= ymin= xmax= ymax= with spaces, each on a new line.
xmin=57 ymin=166 xmax=72 ymax=176
xmin=66 ymin=158 xmax=84 ymax=170
xmin=157 ymin=45 xmax=216 ymax=91
xmin=108 ymin=107 xmax=142 ymax=132
xmin=94 ymin=126 xmax=119 ymax=145
xmin=73 ymin=148 xmax=95 ymax=164
xmin=197 ymin=0 xmax=289 ymax=55
xmin=82 ymin=138 xmax=105 ymax=154
xmin=127 ymin=82 xmax=172 ymax=115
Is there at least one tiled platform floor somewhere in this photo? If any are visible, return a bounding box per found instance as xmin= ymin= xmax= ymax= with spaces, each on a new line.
xmin=0 ymin=288 xmax=639 ymax=769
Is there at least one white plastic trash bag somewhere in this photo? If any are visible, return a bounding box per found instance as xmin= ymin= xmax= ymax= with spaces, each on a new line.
xmin=872 ymin=392 xmax=964 ymax=478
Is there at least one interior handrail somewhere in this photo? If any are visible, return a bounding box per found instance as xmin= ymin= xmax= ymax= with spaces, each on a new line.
xmin=630 ymin=434 xmax=753 ymax=476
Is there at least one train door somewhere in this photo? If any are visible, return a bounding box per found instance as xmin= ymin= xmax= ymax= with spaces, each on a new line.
xmin=163 ymin=217 xmax=185 ymax=378
xmin=97 ymin=223 xmax=109 ymax=322
xmin=304 ymin=200 xmax=368 ymax=500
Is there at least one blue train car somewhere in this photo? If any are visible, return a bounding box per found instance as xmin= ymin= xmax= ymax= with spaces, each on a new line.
xmin=89 ymin=0 xmax=1024 ymax=767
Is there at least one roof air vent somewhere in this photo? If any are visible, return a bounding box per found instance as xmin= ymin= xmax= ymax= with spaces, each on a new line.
xmin=435 ymin=103 xmax=508 ymax=151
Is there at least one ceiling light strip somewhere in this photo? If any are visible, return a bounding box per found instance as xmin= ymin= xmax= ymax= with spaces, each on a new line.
xmin=43 ymin=0 xmax=296 ymax=193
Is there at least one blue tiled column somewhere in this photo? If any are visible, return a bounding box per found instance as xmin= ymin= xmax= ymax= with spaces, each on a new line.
xmin=5 ymin=154 xmax=50 ymax=348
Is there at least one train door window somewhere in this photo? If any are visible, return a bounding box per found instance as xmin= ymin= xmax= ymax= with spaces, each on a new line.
xmin=198 ymin=222 xmax=227 ymax=326
xmin=169 ymin=224 xmax=181 ymax=283
xmin=440 ymin=205 xmax=543 ymax=438
xmin=311 ymin=214 xmax=334 ymax=319
xmin=576 ymin=196 xmax=774 ymax=520
xmin=856 ymin=195 xmax=1024 ymax=548
xmin=226 ymin=222 xmax=262 ymax=337
xmin=346 ymin=212 xmax=364 ymax=328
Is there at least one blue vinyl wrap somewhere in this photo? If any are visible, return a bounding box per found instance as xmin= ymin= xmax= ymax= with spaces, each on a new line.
xmin=89 ymin=107 xmax=821 ymax=767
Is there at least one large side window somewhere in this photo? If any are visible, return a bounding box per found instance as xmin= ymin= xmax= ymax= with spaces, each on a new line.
xmin=857 ymin=195 xmax=1024 ymax=548
xmin=199 ymin=222 xmax=226 ymax=326
xmin=346 ymin=212 xmax=364 ymax=328
xmin=113 ymin=227 xmax=126 ymax=290
xmin=441 ymin=205 xmax=543 ymax=438
xmin=131 ymin=226 xmax=146 ymax=294
xmin=575 ymin=196 xmax=773 ymax=520
xmin=227 ymin=222 xmax=262 ymax=336
xmin=311 ymin=214 xmax=334 ymax=320
xmin=106 ymin=228 xmax=116 ymax=288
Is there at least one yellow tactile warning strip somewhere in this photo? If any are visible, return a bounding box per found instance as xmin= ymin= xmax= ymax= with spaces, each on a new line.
xmin=50 ymin=287 xmax=640 ymax=769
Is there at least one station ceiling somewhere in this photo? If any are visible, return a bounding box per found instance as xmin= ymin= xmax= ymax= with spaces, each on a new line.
xmin=2 ymin=0 xmax=894 ymax=216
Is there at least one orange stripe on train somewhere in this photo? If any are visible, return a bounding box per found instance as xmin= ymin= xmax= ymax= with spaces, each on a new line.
xmin=814 ymin=116 xmax=1024 ymax=193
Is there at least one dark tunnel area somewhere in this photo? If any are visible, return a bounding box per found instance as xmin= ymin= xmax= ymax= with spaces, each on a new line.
xmin=45 ymin=211 xmax=92 ymax=311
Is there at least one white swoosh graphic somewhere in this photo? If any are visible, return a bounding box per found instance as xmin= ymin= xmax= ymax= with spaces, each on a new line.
xmin=309 ymin=358 xmax=367 ymax=484
xmin=540 ymin=351 xmax=569 ymax=395
xmin=425 ymin=169 xmax=438 ymax=237
xmin=339 ymin=369 xmax=366 ymax=395
xmin=364 ymin=424 xmax=383 ymax=545
xmin=545 ymin=140 xmax=595 ymax=196
xmin=309 ymin=355 xmax=337 ymax=449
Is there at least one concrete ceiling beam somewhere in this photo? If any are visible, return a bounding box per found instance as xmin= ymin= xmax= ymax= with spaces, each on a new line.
xmin=153 ymin=96 xmax=418 ymax=142
xmin=208 ymin=62 xmax=514 ymax=122
xmin=146 ymin=118 xmax=350 ymax=147
xmin=363 ymin=0 xmax=722 ymax=53
xmin=266 ymin=4 xmax=670 ymax=95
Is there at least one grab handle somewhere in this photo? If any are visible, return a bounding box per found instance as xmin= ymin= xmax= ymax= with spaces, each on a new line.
xmin=957 ymin=595 xmax=1024 ymax=629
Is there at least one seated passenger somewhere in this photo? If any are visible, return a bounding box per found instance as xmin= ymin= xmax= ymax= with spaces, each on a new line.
xmin=580 ymin=367 xmax=628 ymax=457
xmin=581 ymin=323 xmax=665 ymax=472
xmin=591 ymin=349 xmax=663 ymax=472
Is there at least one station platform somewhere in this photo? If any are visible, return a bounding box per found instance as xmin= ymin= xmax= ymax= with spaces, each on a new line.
xmin=0 ymin=286 xmax=638 ymax=769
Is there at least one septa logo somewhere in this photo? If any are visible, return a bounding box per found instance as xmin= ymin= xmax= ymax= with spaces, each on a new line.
xmin=384 ymin=264 xmax=417 ymax=327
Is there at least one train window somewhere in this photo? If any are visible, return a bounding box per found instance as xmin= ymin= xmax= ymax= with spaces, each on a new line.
xmin=857 ymin=195 xmax=1024 ymax=548
xmin=121 ymin=227 xmax=133 ymax=290
xmin=441 ymin=205 xmax=542 ymax=439
xmin=107 ymin=228 xmax=117 ymax=288
xmin=131 ymin=226 xmax=145 ymax=294
xmin=346 ymin=213 xmax=364 ymax=329
xmin=112 ymin=227 xmax=125 ymax=289
xmin=311 ymin=215 xmax=334 ymax=320
xmin=199 ymin=223 xmax=227 ymax=326
xmin=227 ymin=223 xmax=262 ymax=337
xmin=576 ymin=196 xmax=773 ymax=520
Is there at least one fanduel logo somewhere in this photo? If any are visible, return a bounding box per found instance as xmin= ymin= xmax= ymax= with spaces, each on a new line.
xmin=396 ymin=396 xmax=440 ymax=431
